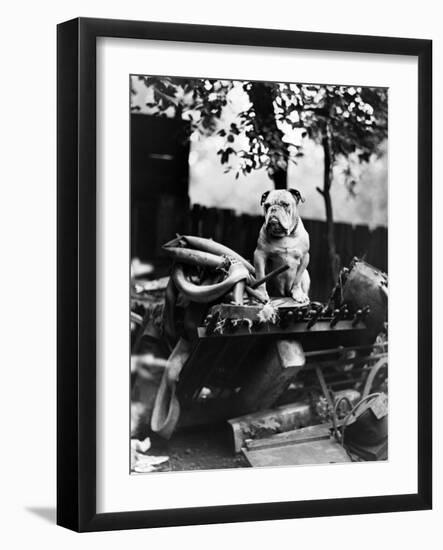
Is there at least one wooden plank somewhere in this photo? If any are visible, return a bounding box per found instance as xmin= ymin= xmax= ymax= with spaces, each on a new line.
xmin=190 ymin=203 xmax=202 ymax=236
xmin=353 ymin=223 xmax=371 ymax=260
xmin=201 ymin=206 xmax=218 ymax=239
xmin=368 ymin=226 xmax=388 ymax=272
xmin=244 ymin=214 xmax=263 ymax=263
xmin=335 ymin=221 xmax=354 ymax=269
xmin=221 ymin=209 xmax=238 ymax=251
xmin=242 ymin=438 xmax=351 ymax=467
xmin=228 ymin=402 xmax=313 ymax=453
xmin=155 ymin=195 xmax=188 ymax=257
xmin=245 ymin=424 xmax=332 ymax=451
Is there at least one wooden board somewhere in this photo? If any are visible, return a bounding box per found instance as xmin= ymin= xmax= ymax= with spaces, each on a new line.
xmin=243 ymin=438 xmax=351 ymax=467
xmin=244 ymin=424 xmax=333 ymax=451
xmin=228 ymin=403 xmax=313 ymax=453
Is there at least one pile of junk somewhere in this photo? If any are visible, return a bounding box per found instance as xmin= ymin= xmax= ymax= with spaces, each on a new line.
xmin=130 ymin=235 xmax=388 ymax=472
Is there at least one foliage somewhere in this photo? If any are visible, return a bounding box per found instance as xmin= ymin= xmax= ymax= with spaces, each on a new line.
xmin=132 ymin=76 xmax=232 ymax=133
xmin=133 ymin=76 xmax=388 ymax=284
xmin=280 ymin=84 xmax=388 ymax=192
xmin=132 ymin=77 xmax=303 ymax=179
xmin=278 ymin=84 xmax=387 ymax=154
xmin=133 ymin=76 xmax=387 ymax=184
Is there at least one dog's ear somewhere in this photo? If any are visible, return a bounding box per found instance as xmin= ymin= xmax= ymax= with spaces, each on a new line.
xmin=260 ymin=191 xmax=270 ymax=206
xmin=288 ymin=188 xmax=305 ymax=205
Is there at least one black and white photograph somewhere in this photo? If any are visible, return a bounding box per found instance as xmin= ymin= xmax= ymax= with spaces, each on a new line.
xmin=0 ymin=1 xmax=436 ymax=542
xmin=129 ymin=75 xmax=389 ymax=474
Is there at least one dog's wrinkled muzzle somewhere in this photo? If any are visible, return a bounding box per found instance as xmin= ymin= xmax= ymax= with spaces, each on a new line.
xmin=265 ymin=207 xmax=292 ymax=235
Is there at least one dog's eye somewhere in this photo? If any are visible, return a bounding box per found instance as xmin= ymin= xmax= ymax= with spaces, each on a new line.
xmin=264 ymin=204 xmax=270 ymax=211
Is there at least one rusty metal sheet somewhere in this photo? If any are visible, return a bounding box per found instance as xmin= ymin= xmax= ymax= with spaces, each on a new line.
xmin=229 ymin=402 xmax=312 ymax=453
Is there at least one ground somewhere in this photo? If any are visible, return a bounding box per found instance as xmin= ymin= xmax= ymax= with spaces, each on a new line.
xmin=149 ymin=425 xmax=248 ymax=472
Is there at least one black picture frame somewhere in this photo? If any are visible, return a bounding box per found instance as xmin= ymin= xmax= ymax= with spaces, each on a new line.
xmin=57 ymin=17 xmax=432 ymax=532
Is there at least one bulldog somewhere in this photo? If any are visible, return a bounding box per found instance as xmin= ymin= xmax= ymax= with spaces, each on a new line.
xmin=254 ymin=188 xmax=310 ymax=304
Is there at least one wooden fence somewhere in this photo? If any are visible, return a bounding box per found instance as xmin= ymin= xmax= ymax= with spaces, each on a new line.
xmin=133 ymin=200 xmax=387 ymax=301
xmin=185 ymin=204 xmax=387 ymax=300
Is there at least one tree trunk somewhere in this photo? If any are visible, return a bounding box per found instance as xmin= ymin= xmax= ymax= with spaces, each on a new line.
xmin=318 ymin=126 xmax=340 ymax=285
xmin=248 ymin=82 xmax=288 ymax=189
xmin=272 ymin=168 xmax=287 ymax=189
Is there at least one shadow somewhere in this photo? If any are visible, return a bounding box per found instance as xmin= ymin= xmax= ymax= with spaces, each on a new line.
xmin=26 ymin=506 xmax=56 ymax=524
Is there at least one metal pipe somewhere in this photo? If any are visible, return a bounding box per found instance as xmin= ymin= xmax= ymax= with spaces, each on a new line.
xmin=250 ymin=264 xmax=290 ymax=289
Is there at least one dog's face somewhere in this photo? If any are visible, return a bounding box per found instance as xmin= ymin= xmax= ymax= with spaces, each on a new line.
xmin=260 ymin=189 xmax=304 ymax=237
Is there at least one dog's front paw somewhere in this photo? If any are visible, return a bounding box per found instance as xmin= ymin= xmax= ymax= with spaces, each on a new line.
xmin=291 ymin=287 xmax=309 ymax=305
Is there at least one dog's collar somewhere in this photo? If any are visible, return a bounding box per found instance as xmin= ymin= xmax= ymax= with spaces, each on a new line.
xmin=293 ymin=215 xmax=300 ymax=233
xmin=287 ymin=215 xmax=300 ymax=236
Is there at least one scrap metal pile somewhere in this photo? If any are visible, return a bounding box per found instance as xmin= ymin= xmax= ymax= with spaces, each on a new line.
xmin=131 ymin=235 xmax=388 ymax=468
